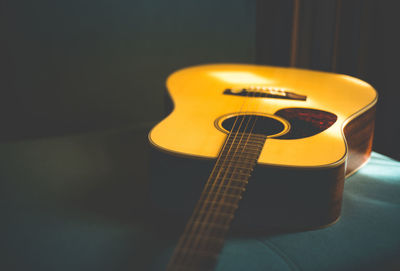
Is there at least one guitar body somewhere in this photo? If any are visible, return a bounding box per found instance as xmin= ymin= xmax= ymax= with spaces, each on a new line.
xmin=149 ymin=64 xmax=377 ymax=269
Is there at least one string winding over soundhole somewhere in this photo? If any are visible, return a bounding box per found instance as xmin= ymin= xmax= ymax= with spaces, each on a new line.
xmin=216 ymin=113 xmax=290 ymax=137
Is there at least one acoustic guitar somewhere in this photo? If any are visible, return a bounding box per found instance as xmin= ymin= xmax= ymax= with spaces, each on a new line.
xmin=148 ymin=64 xmax=377 ymax=270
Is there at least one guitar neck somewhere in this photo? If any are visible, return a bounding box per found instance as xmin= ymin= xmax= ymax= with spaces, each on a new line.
xmin=166 ymin=131 xmax=267 ymax=271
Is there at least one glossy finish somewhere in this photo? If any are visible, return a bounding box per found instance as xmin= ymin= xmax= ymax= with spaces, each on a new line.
xmin=149 ymin=64 xmax=377 ymax=168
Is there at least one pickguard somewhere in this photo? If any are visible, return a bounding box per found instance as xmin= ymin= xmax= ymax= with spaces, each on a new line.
xmin=275 ymin=108 xmax=337 ymax=139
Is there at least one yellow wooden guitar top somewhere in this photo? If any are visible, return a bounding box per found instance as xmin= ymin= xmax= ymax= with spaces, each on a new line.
xmin=149 ymin=63 xmax=377 ymax=168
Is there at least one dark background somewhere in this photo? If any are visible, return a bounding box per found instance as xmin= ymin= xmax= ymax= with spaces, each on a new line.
xmin=1 ymin=0 xmax=398 ymax=159
xmin=0 ymin=2 xmax=257 ymax=268
xmin=0 ymin=1 xmax=399 ymax=270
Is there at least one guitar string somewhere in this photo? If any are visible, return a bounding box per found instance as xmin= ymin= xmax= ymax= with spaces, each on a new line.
xmin=206 ymin=88 xmax=263 ymax=228
xmin=180 ymin=87 xmax=263 ymax=268
xmin=187 ymin=87 xmax=264 ymax=262
xmin=171 ymin=85 xmax=268 ymax=268
xmin=166 ymin=86 xmax=253 ymax=269
xmin=184 ymin=93 xmax=257 ymax=258
xmin=168 ymin=90 xmax=251 ymax=269
xmin=173 ymin=89 xmax=255 ymax=268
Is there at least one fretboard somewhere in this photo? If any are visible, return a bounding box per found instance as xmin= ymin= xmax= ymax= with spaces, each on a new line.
xmin=166 ymin=131 xmax=267 ymax=271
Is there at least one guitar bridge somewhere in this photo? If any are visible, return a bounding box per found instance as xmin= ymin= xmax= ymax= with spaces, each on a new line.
xmin=223 ymin=87 xmax=307 ymax=101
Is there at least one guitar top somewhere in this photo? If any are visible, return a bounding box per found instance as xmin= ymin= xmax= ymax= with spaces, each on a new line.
xmin=149 ymin=64 xmax=376 ymax=170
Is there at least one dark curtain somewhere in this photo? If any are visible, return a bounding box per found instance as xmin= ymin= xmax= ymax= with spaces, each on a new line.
xmin=256 ymin=0 xmax=399 ymax=160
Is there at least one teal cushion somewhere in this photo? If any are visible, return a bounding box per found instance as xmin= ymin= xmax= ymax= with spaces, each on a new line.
xmin=213 ymin=152 xmax=400 ymax=271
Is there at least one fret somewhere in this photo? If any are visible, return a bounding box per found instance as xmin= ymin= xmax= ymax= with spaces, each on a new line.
xmin=210 ymin=179 xmax=248 ymax=188
xmin=205 ymin=180 xmax=245 ymax=188
xmin=216 ymin=158 xmax=257 ymax=166
xmin=211 ymin=168 xmax=251 ymax=177
xmin=220 ymin=184 xmax=246 ymax=191
xmin=217 ymin=158 xmax=259 ymax=165
xmin=220 ymin=145 xmax=262 ymax=152
xmin=219 ymin=152 xmax=260 ymax=160
xmin=222 ymin=176 xmax=249 ymax=184
xmin=193 ymin=211 xmax=234 ymax=226
xmin=218 ymin=156 xmax=258 ymax=162
xmin=197 ymin=210 xmax=235 ymax=219
xmin=204 ymin=185 xmax=245 ymax=195
xmin=191 ymin=215 xmax=234 ymax=229
xmin=199 ymin=200 xmax=238 ymax=208
xmin=225 ymin=142 xmax=265 ymax=149
xmin=195 ymin=198 xmax=241 ymax=217
xmin=200 ymin=197 xmax=239 ymax=209
xmin=214 ymin=164 xmax=254 ymax=171
xmin=219 ymin=149 xmax=262 ymax=157
xmin=220 ymin=152 xmax=260 ymax=159
xmin=215 ymin=159 xmax=258 ymax=168
xmin=202 ymin=192 xmax=242 ymax=204
xmin=223 ymin=141 xmax=264 ymax=148
xmin=210 ymin=174 xmax=250 ymax=183
xmin=219 ymin=152 xmax=259 ymax=159
xmin=219 ymin=148 xmax=262 ymax=155
xmin=213 ymin=164 xmax=255 ymax=172
xmin=207 ymin=182 xmax=246 ymax=191
xmin=199 ymin=202 xmax=239 ymax=214
xmin=227 ymin=140 xmax=265 ymax=150
xmin=225 ymin=140 xmax=266 ymax=147
xmin=226 ymin=139 xmax=266 ymax=145
xmin=206 ymin=191 xmax=243 ymax=199
xmin=207 ymin=177 xmax=249 ymax=186
xmin=205 ymin=181 xmax=247 ymax=191
xmin=215 ymin=158 xmax=257 ymax=169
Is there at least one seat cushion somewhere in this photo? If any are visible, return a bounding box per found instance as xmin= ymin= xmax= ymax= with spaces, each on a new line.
xmin=213 ymin=152 xmax=400 ymax=271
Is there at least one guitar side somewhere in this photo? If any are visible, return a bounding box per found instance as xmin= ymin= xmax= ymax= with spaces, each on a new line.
xmin=148 ymin=64 xmax=377 ymax=230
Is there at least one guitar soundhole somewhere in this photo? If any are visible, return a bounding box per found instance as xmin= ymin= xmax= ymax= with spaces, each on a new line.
xmin=221 ymin=114 xmax=286 ymax=136
xmin=275 ymin=108 xmax=337 ymax=139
